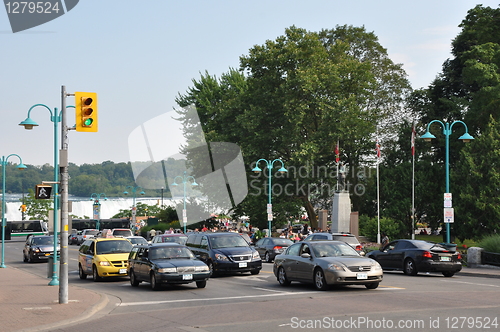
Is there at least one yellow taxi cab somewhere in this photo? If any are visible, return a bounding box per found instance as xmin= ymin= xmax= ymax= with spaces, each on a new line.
xmin=78 ymin=237 xmax=133 ymax=281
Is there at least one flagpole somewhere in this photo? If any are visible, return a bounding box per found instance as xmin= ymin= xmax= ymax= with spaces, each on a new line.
xmin=336 ymin=140 xmax=339 ymax=192
xmin=411 ymin=123 xmax=416 ymax=240
xmin=376 ymin=136 xmax=380 ymax=244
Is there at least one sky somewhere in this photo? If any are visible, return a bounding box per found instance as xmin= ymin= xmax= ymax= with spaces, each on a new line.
xmin=1 ymin=0 xmax=499 ymax=167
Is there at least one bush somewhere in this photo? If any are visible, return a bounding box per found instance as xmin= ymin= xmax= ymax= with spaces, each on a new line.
xmin=478 ymin=234 xmax=500 ymax=253
xmin=359 ymin=215 xmax=405 ymax=242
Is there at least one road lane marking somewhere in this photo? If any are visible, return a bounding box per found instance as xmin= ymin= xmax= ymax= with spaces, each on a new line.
xmin=444 ymin=280 xmax=500 ymax=288
xmin=118 ymin=291 xmax=318 ymax=307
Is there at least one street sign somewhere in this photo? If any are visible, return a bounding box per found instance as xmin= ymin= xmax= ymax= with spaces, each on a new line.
xmin=267 ymin=213 xmax=273 ymax=221
xmin=35 ymin=184 xmax=52 ymax=199
xmin=444 ymin=193 xmax=452 ymax=207
xmin=444 ymin=207 xmax=454 ymax=223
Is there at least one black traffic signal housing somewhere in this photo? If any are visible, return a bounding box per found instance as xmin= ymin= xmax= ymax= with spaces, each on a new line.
xmin=75 ymin=92 xmax=98 ymax=132
xmin=35 ymin=184 xmax=52 ymax=199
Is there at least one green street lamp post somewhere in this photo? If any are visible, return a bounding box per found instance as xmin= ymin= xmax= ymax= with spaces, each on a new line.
xmin=19 ymin=104 xmax=61 ymax=286
xmin=90 ymin=193 xmax=107 ymax=230
xmin=124 ymin=186 xmax=145 ymax=231
xmin=171 ymin=171 xmax=198 ymax=234
xmin=1 ymin=154 xmax=27 ymax=268
xmin=421 ymin=120 xmax=474 ymax=244
xmin=252 ymin=159 xmax=288 ymax=238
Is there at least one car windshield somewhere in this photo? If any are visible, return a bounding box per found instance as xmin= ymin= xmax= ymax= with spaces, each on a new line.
xmin=332 ymin=236 xmax=359 ymax=245
xmin=161 ymin=236 xmax=187 ymax=245
xmin=149 ymin=247 xmax=194 ymax=260
xmin=128 ymin=237 xmax=147 ymax=245
xmin=85 ymin=230 xmax=99 ymax=235
xmin=311 ymin=242 xmax=359 ymax=257
xmin=33 ymin=237 xmax=53 ymax=245
xmin=96 ymin=240 xmax=133 ymax=254
xmin=272 ymin=239 xmax=294 ymax=246
xmin=211 ymin=236 xmax=248 ymax=249
xmin=113 ymin=230 xmax=132 ymax=237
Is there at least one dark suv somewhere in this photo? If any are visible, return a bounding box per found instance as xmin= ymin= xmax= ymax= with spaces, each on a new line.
xmin=185 ymin=232 xmax=262 ymax=276
xmin=303 ymin=232 xmax=363 ymax=253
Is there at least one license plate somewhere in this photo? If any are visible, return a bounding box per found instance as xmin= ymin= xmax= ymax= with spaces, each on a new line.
xmin=239 ymin=262 xmax=247 ymax=268
xmin=182 ymin=274 xmax=193 ymax=280
xmin=119 ymin=268 xmax=127 ymax=274
xmin=357 ymin=273 xmax=368 ymax=279
xmin=440 ymin=256 xmax=451 ymax=262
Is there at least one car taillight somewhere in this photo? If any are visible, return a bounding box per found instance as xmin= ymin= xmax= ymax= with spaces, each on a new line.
xmin=273 ymin=246 xmax=283 ymax=251
xmin=457 ymin=253 xmax=462 ymax=260
xmin=356 ymin=245 xmax=363 ymax=251
xmin=422 ymin=251 xmax=433 ymax=258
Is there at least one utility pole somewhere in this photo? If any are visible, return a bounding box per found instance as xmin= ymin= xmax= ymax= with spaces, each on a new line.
xmin=59 ymin=85 xmax=69 ymax=304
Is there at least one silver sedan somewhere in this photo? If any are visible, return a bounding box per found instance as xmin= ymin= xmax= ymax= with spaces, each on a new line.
xmin=273 ymin=240 xmax=383 ymax=290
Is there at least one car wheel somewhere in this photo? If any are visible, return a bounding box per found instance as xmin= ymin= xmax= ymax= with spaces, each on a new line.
xmin=79 ymin=264 xmax=87 ymax=280
xmin=28 ymin=252 xmax=33 ymax=263
xmin=442 ymin=271 xmax=455 ymax=277
xmin=265 ymin=252 xmax=272 ymax=263
xmin=92 ymin=265 xmax=101 ymax=282
xmin=365 ymin=282 xmax=379 ymax=289
xmin=196 ymin=280 xmax=207 ymax=288
xmin=130 ymin=269 xmax=140 ymax=286
xmin=314 ymin=268 xmax=329 ymax=291
xmin=403 ymin=258 xmax=418 ymax=276
xmin=277 ymin=266 xmax=291 ymax=286
xmin=150 ymin=272 xmax=160 ymax=290
xmin=250 ymin=269 xmax=260 ymax=275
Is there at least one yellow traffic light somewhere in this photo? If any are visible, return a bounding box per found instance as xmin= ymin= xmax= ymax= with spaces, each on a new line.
xmin=75 ymin=91 xmax=98 ymax=132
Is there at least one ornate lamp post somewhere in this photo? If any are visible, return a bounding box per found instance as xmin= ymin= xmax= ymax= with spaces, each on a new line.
xmin=123 ymin=186 xmax=145 ymax=230
xmin=90 ymin=193 xmax=107 ymax=230
xmin=252 ymin=159 xmax=287 ymax=238
xmin=1 ymin=154 xmax=27 ymax=268
xmin=171 ymin=171 xmax=198 ymax=234
xmin=19 ymin=104 xmax=60 ymax=286
xmin=421 ymin=120 xmax=474 ymax=244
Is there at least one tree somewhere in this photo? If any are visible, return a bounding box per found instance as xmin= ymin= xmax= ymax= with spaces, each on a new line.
xmin=176 ymin=25 xmax=411 ymax=229
xmin=453 ymin=115 xmax=500 ymax=240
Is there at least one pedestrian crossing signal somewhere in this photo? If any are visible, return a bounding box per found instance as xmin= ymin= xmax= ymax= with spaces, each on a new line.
xmin=35 ymin=185 xmax=52 ymax=199
xmin=75 ymin=92 xmax=98 ymax=132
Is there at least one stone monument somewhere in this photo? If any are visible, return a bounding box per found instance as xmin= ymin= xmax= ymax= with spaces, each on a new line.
xmin=331 ymin=162 xmax=351 ymax=233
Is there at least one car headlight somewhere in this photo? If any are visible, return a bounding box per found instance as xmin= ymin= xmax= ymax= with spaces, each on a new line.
xmin=158 ymin=267 xmax=177 ymax=273
xmin=327 ymin=263 xmax=346 ymax=271
xmin=99 ymin=261 xmax=111 ymax=266
xmin=215 ymin=253 xmax=229 ymax=261
xmin=252 ymin=251 xmax=260 ymax=260
xmin=371 ymin=261 xmax=382 ymax=271
xmin=34 ymin=247 xmax=41 ymax=253
xmin=195 ymin=265 xmax=209 ymax=272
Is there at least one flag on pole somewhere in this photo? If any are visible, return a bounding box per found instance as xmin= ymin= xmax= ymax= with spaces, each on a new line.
xmin=375 ymin=139 xmax=381 ymax=158
xmin=411 ymin=124 xmax=416 ymax=156
xmin=335 ymin=141 xmax=340 ymax=163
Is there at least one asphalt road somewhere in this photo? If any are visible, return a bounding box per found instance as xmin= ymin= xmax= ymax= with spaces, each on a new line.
xmin=5 ymin=238 xmax=500 ymax=332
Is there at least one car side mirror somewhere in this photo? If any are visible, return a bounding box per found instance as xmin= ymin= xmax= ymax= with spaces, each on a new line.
xmin=301 ymin=253 xmax=311 ymax=259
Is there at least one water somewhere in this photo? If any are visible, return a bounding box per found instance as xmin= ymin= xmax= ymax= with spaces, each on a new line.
xmin=1 ymin=194 xmax=182 ymax=221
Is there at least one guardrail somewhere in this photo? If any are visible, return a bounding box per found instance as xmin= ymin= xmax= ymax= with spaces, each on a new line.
xmin=481 ymin=251 xmax=500 ymax=267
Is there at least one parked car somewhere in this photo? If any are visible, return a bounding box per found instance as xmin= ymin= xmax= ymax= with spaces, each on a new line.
xmin=151 ymin=233 xmax=188 ymax=245
xmin=78 ymin=237 xmax=133 ymax=281
xmin=254 ymin=237 xmax=294 ymax=262
xmin=185 ymin=232 xmax=262 ymax=276
xmin=126 ymin=236 xmax=148 ymax=245
xmin=128 ymin=243 xmax=210 ymax=290
xmin=69 ymin=230 xmax=82 ymax=245
xmin=23 ymin=235 xmax=60 ymax=263
xmin=367 ymin=239 xmax=462 ymax=277
xmin=100 ymin=228 xmax=134 ymax=238
xmin=304 ymin=232 xmax=364 ymax=253
xmin=77 ymin=229 xmax=100 ymax=244
xmin=273 ymin=240 xmax=382 ymax=290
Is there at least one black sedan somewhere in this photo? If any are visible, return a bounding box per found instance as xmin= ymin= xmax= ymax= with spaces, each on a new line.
xmin=23 ymin=235 xmax=60 ymax=263
xmin=128 ymin=243 xmax=210 ymax=290
xmin=367 ymin=239 xmax=462 ymax=277
xmin=254 ymin=237 xmax=294 ymax=262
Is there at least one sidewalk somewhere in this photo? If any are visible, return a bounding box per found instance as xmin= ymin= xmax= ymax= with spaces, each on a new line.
xmin=0 ymin=266 xmax=107 ymax=332
xmin=1 ymin=264 xmax=499 ymax=332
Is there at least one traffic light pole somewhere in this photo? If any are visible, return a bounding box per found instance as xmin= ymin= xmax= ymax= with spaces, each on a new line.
xmin=58 ymin=85 xmax=70 ymax=304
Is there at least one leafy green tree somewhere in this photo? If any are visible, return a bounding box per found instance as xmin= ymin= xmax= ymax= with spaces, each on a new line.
xmin=453 ymin=116 xmax=500 ymax=240
xmin=176 ymin=25 xmax=411 ymax=229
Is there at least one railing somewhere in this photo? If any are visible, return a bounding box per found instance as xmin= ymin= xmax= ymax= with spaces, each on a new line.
xmin=481 ymin=251 xmax=500 ymax=267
